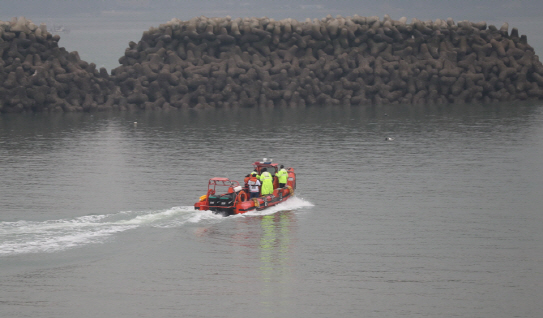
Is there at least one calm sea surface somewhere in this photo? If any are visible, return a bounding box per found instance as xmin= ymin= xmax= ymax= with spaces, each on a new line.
xmin=1 ymin=12 xmax=543 ymax=318
xmin=1 ymin=103 xmax=543 ymax=318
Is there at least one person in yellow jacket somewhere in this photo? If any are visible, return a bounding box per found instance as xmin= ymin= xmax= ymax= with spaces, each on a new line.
xmin=260 ymin=168 xmax=274 ymax=195
xmin=275 ymin=165 xmax=288 ymax=188
xmin=250 ymin=170 xmax=259 ymax=178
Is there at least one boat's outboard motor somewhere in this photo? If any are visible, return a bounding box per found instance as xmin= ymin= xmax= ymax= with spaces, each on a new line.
xmin=219 ymin=194 xmax=235 ymax=207
xmin=210 ymin=186 xmax=242 ymax=216
xmin=218 ymin=193 xmax=235 ymax=215
xmin=208 ymin=195 xmax=220 ymax=212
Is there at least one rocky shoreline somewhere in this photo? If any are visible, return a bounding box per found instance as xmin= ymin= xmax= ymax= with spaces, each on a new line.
xmin=1 ymin=15 xmax=543 ymax=113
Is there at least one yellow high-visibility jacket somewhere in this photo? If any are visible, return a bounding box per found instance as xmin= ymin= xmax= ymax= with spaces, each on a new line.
xmin=260 ymin=171 xmax=273 ymax=195
xmin=276 ymin=168 xmax=288 ymax=184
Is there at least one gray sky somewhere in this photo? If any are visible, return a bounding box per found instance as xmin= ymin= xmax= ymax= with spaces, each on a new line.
xmin=2 ymin=0 xmax=543 ymax=22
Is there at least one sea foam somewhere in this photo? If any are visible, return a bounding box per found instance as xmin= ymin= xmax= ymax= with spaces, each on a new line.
xmin=0 ymin=198 xmax=313 ymax=256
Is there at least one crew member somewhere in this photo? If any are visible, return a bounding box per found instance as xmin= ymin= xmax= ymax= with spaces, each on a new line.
xmin=260 ymin=168 xmax=273 ymax=196
xmin=247 ymin=173 xmax=261 ymax=199
xmin=244 ymin=174 xmax=251 ymax=189
xmin=275 ymin=165 xmax=288 ymax=188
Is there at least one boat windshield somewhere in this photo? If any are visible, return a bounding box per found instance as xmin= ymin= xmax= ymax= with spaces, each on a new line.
xmin=254 ymin=164 xmax=278 ymax=175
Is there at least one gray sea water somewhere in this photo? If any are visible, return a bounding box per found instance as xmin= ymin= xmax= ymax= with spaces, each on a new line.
xmin=2 ymin=13 xmax=543 ymax=318
xmin=1 ymin=102 xmax=543 ymax=318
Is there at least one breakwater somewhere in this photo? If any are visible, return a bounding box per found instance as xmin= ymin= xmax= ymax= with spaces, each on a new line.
xmin=2 ymin=15 xmax=543 ymax=113
xmin=0 ymin=17 xmax=119 ymax=112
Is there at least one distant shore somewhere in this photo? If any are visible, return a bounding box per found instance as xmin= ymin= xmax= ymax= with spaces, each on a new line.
xmin=1 ymin=15 xmax=543 ymax=113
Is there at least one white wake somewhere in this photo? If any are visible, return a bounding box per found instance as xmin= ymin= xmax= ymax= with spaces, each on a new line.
xmin=0 ymin=196 xmax=313 ymax=256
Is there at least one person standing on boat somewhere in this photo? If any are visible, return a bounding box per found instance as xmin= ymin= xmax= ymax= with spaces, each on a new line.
xmin=247 ymin=174 xmax=261 ymax=199
xmin=275 ymin=165 xmax=288 ymax=188
xmin=250 ymin=170 xmax=259 ymax=178
xmin=244 ymin=174 xmax=251 ymax=189
xmin=260 ymin=168 xmax=274 ymax=196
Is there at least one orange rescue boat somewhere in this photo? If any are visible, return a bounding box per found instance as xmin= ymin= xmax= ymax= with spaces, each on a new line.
xmin=194 ymin=160 xmax=296 ymax=216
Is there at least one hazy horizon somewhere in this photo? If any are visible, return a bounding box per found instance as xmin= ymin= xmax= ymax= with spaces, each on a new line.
xmin=2 ymin=0 xmax=543 ymax=22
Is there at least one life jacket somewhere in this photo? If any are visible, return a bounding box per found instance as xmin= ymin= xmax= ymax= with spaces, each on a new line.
xmin=248 ymin=177 xmax=260 ymax=192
